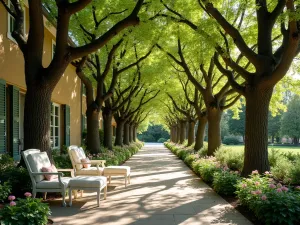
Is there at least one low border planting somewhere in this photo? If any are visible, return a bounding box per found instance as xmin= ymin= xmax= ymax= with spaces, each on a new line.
xmin=165 ymin=142 xmax=300 ymax=225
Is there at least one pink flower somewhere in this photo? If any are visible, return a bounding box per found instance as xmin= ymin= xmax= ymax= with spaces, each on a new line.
xmin=261 ymin=195 xmax=267 ymax=201
xmin=281 ymin=186 xmax=289 ymax=192
xmin=277 ymin=183 xmax=282 ymax=188
xmin=255 ymin=190 xmax=262 ymax=195
xmin=255 ymin=181 xmax=260 ymax=186
xmin=9 ymin=201 xmax=16 ymax=206
xmin=251 ymin=191 xmax=256 ymax=195
xmin=24 ymin=192 xmax=32 ymax=197
xmin=252 ymin=170 xmax=259 ymax=175
xmin=234 ymin=171 xmax=239 ymax=174
xmin=242 ymin=183 xmax=247 ymax=188
xmin=8 ymin=195 xmax=15 ymax=201
xmin=295 ymin=186 xmax=300 ymax=190
xmin=264 ymin=171 xmax=270 ymax=175
xmin=269 ymin=184 xmax=276 ymax=189
xmin=276 ymin=188 xmax=282 ymax=193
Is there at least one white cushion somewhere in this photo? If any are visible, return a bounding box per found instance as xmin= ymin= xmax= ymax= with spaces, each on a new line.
xmin=36 ymin=177 xmax=71 ymax=189
xmin=27 ymin=152 xmax=51 ymax=183
xmin=75 ymin=167 xmax=104 ymax=176
xmin=69 ymin=176 xmax=107 ymax=188
xmin=77 ymin=147 xmax=86 ymax=158
xmin=70 ymin=149 xmax=83 ymax=170
xmin=103 ymin=166 xmax=130 ymax=176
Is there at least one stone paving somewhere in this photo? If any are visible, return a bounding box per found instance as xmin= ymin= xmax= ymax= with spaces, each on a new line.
xmin=49 ymin=143 xmax=253 ymax=225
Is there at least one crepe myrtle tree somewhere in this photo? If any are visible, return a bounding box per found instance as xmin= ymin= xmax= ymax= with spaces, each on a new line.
xmin=0 ymin=0 xmax=145 ymax=157
xmin=116 ymin=87 xmax=160 ymax=146
xmin=164 ymin=115 xmax=178 ymax=143
xmin=180 ymin=79 xmax=207 ymax=151
xmin=73 ymin=43 xmax=153 ymax=153
xmin=202 ymin=0 xmax=300 ymax=175
xmin=167 ymin=94 xmax=196 ymax=146
xmin=158 ymin=41 xmax=241 ymax=155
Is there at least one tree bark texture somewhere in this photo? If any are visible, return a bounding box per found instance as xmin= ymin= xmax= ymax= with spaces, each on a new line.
xmin=180 ymin=120 xmax=187 ymax=144
xmin=115 ymin=121 xmax=124 ymax=146
xmin=207 ymin=108 xmax=222 ymax=156
xmin=103 ymin=108 xmax=113 ymax=150
xmin=86 ymin=107 xmax=101 ymax=154
xmin=123 ymin=122 xmax=130 ymax=145
xmin=187 ymin=121 xmax=195 ymax=146
xmin=23 ymin=85 xmax=53 ymax=160
xmin=133 ymin=126 xmax=137 ymax=142
xmin=242 ymin=88 xmax=272 ymax=176
xmin=176 ymin=123 xmax=181 ymax=143
xmin=129 ymin=124 xmax=133 ymax=143
xmin=194 ymin=117 xmax=207 ymax=151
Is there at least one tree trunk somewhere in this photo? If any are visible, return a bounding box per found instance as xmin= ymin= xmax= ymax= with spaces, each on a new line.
xmin=187 ymin=121 xmax=195 ymax=146
xmin=180 ymin=120 xmax=187 ymax=144
xmin=242 ymin=88 xmax=272 ymax=176
xmin=293 ymin=137 xmax=298 ymax=146
xmin=173 ymin=126 xmax=177 ymax=143
xmin=194 ymin=117 xmax=207 ymax=151
xmin=123 ymin=122 xmax=130 ymax=145
xmin=115 ymin=120 xmax=124 ymax=146
xmin=103 ymin=108 xmax=113 ymax=150
xmin=176 ymin=123 xmax=181 ymax=143
xmin=133 ymin=126 xmax=137 ymax=142
xmin=86 ymin=106 xmax=101 ymax=154
xmin=129 ymin=124 xmax=133 ymax=143
xmin=207 ymin=108 xmax=222 ymax=156
xmin=23 ymin=85 xmax=53 ymax=159
xmin=271 ymin=136 xmax=274 ymax=144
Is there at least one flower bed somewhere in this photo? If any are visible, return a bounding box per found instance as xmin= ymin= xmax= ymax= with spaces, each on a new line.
xmin=165 ymin=142 xmax=300 ymax=225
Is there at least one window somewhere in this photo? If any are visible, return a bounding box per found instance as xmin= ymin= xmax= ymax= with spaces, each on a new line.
xmin=50 ymin=103 xmax=60 ymax=149
xmin=52 ymin=40 xmax=56 ymax=59
xmin=7 ymin=0 xmax=25 ymax=42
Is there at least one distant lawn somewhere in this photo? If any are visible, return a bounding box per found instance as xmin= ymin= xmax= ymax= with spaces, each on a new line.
xmin=226 ymin=145 xmax=300 ymax=154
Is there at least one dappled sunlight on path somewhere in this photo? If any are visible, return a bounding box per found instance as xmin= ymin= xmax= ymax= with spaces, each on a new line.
xmin=49 ymin=143 xmax=252 ymax=225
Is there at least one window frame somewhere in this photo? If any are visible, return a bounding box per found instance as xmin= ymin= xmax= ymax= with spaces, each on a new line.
xmin=50 ymin=103 xmax=60 ymax=149
xmin=7 ymin=0 xmax=26 ymax=43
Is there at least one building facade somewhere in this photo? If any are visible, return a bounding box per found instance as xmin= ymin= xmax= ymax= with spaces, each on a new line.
xmin=0 ymin=2 xmax=113 ymax=160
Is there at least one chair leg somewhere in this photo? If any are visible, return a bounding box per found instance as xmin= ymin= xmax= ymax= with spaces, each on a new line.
xmin=43 ymin=192 xmax=47 ymax=200
xmin=104 ymin=185 xmax=107 ymax=200
xmin=128 ymin=174 xmax=131 ymax=184
xmin=109 ymin=176 xmax=111 ymax=184
xmin=62 ymin=191 xmax=66 ymax=207
xmin=125 ymin=175 xmax=127 ymax=187
xmin=32 ymin=190 xmax=37 ymax=198
xmin=97 ymin=190 xmax=100 ymax=207
xmin=69 ymin=188 xmax=73 ymax=207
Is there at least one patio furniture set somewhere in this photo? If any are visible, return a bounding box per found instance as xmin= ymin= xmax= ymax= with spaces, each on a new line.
xmin=22 ymin=146 xmax=131 ymax=207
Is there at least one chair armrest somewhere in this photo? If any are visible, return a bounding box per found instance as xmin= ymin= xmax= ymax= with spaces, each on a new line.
xmin=31 ymin=172 xmax=63 ymax=176
xmin=74 ymin=163 xmax=102 ymax=171
xmin=57 ymin=169 xmax=75 ymax=177
xmin=90 ymin=160 xmax=106 ymax=167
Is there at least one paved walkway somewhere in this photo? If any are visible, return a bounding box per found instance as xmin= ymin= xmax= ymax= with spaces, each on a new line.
xmin=49 ymin=143 xmax=252 ymax=225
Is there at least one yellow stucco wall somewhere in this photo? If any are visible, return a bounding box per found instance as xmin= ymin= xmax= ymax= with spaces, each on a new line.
xmin=0 ymin=5 xmax=82 ymax=146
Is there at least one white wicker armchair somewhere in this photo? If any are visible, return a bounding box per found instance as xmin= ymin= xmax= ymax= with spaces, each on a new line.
xmin=22 ymin=149 xmax=73 ymax=206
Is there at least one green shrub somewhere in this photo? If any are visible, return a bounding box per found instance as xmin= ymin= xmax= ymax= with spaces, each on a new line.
xmin=282 ymin=152 xmax=300 ymax=162
xmin=236 ymin=172 xmax=300 ymax=225
xmin=184 ymin=154 xmax=198 ymax=167
xmin=212 ymin=170 xmax=240 ymax=196
xmin=223 ymin=136 xmax=240 ymax=145
xmin=191 ymin=160 xmax=202 ymax=175
xmin=177 ymin=149 xmax=191 ymax=160
xmin=198 ymin=146 xmax=208 ymax=157
xmin=268 ymin=148 xmax=282 ymax=167
xmin=0 ymin=154 xmax=14 ymax=171
xmin=198 ymin=158 xmax=221 ymax=183
xmin=271 ymin=157 xmax=293 ymax=182
xmin=214 ymin=147 xmax=244 ymax=171
xmin=290 ymin=158 xmax=300 ymax=184
xmin=0 ymin=166 xmax=31 ymax=198
xmin=0 ymin=194 xmax=51 ymax=225
xmin=53 ymin=154 xmax=72 ymax=169
xmin=0 ymin=182 xmax=11 ymax=203
xmin=158 ymin=138 xmax=168 ymax=143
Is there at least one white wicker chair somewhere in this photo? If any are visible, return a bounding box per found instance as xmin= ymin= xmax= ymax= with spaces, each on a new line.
xmin=22 ymin=149 xmax=73 ymax=206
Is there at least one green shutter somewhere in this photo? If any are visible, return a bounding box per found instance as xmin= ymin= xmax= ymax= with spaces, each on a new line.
xmin=81 ymin=114 xmax=86 ymax=133
xmin=64 ymin=105 xmax=70 ymax=146
xmin=10 ymin=86 xmax=20 ymax=161
xmin=0 ymin=79 xmax=6 ymax=154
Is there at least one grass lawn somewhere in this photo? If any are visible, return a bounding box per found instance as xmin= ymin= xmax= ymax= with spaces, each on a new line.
xmin=226 ymin=145 xmax=300 ymax=154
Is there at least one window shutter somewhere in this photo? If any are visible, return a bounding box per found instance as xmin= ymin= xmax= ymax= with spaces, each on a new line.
xmin=81 ymin=114 xmax=86 ymax=133
xmin=0 ymin=79 xmax=6 ymax=154
xmin=10 ymin=86 xmax=20 ymax=160
xmin=64 ymin=105 xmax=70 ymax=146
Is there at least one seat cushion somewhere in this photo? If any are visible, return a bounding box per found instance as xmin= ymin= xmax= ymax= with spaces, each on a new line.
xmin=69 ymin=176 xmax=107 ymax=188
xmin=27 ymin=152 xmax=51 ymax=182
xmin=75 ymin=167 xmax=104 ymax=176
xmin=103 ymin=166 xmax=130 ymax=176
xmin=36 ymin=177 xmax=71 ymax=189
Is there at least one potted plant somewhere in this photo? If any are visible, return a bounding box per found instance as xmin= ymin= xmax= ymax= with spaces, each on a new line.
xmin=0 ymin=192 xmax=51 ymax=225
